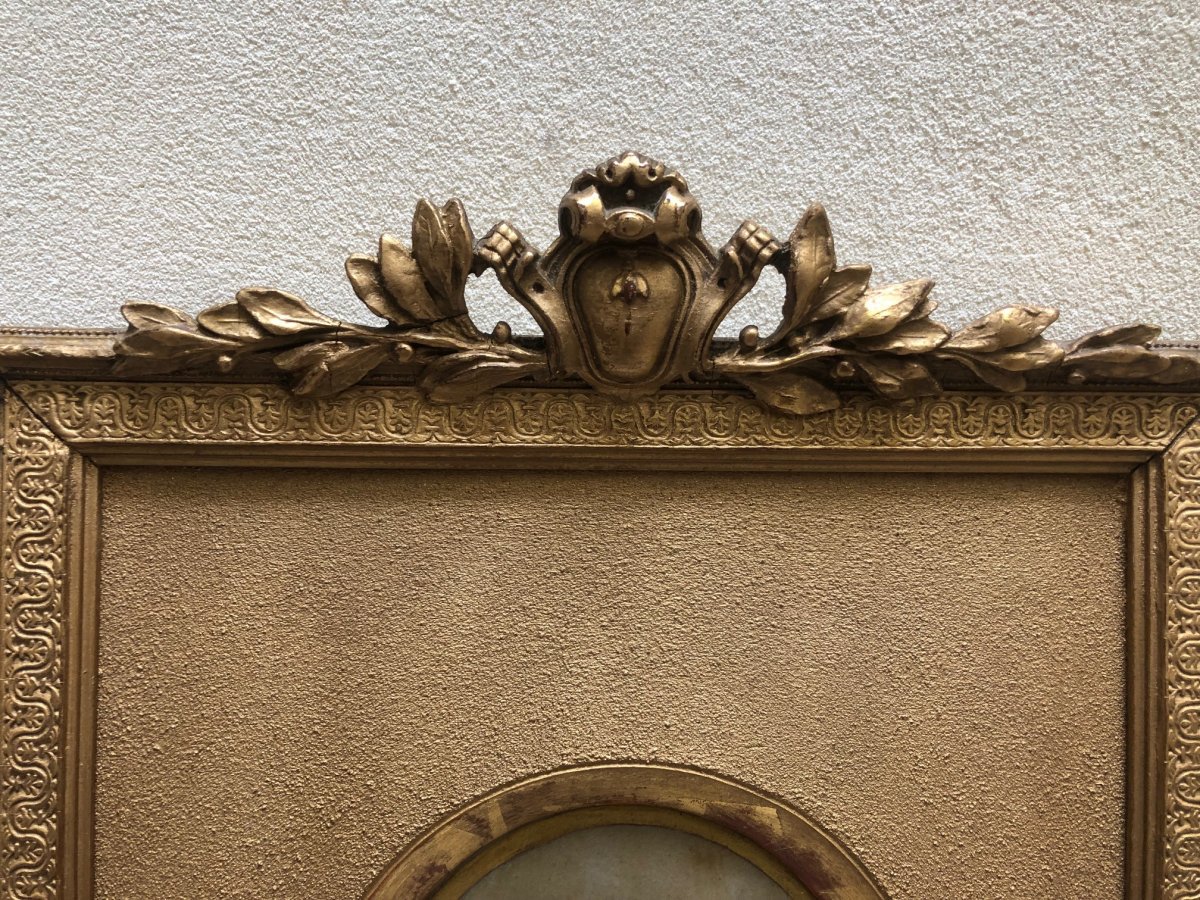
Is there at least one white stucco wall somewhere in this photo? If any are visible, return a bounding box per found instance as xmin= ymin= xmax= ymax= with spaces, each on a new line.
xmin=1 ymin=1 xmax=1197 ymax=341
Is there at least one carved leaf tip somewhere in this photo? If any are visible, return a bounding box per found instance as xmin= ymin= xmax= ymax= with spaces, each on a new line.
xmin=1069 ymin=322 xmax=1161 ymax=351
xmin=826 ymin=279 xmax=934 ymax=342
xmin=346 ymin=251 xmax=415 ymax=326
xmin=806 ymin=264 xmax=872 ymax=323
xmin=778 ymin=204 xmax=834 ymax=330
xmin=121 ymin=301 xmax=191 ymax=330
xmin=196 ymin=301 xmax=267 ymax=341
xmin=733 ymin=371 xmax=840 ymax=416
xmin=278 ymin=341 xmax=393 ymax=398
xmin=1061 ymin=320 xmax=1189 ymax=382
xmin=853 ymin=318 xmax=950 ymax=355
xmin=113 ymin=301 xmax=238 ymax=376
xmin=412 ymin=197 xmax=474 ymax=316
xmin=417 ymin=350 xmax=546 ymax=403
xmin=944 ymin=305 xmax=1058 ymax=353
xmin=856 ymin=357 xmax=941 ymax=399
xmin=235 ymin=287 xmax=340 ymax=336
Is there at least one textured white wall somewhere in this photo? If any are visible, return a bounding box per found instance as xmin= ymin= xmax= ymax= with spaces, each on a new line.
xmin=1 ymin=1 xmax=1197 ymax=341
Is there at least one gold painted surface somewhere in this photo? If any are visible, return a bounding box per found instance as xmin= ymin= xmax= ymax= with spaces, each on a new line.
xmin=96 ymin=466 xmax=1127 ymax=899
xmin=1 ymin=398 xmax=68 ymax=896
xmin=17 ymin=380 xmax=1200 ymax=451
xmin=104 ymin=152 xmax=1200 ymax=414
xmin=1164 ymin=422 xmax=1200 ymax=893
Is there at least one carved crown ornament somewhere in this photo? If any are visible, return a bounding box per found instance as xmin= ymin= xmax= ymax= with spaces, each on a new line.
xmin=106 ymin=151 xmax=1200 ymax=416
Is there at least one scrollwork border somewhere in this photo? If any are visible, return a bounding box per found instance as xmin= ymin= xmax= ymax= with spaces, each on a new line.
xmin=1164 ymin=417 xmax=1200 ymax=895
xmin=13 ymin=381 xmax=1200 ymax=451
xmin=1 ymin=396 xmax=67 ymax=899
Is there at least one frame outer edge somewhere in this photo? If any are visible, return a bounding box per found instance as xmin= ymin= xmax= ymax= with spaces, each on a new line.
xmin=6 ymin=378 xmax=1200 ymax=897
xmin=1 ymin=389 xmax=69 ymax=899
xmin=1164 ymin=416 xmax=1200 ymax=897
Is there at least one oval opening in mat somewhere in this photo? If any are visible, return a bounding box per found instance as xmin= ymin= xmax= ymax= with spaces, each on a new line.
xmin=461 ymin=822 xmax=793 ymax=900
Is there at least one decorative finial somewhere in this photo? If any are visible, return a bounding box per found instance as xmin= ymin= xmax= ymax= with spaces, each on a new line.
xmin=113 ymin=153 xmax=1200 ymax=414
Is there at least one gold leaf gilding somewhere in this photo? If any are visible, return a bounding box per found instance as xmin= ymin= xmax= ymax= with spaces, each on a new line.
xmin=106 ymin=152 xmax=1200 ymax=416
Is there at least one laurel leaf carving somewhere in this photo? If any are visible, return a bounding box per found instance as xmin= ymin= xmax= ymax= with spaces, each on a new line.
xmin=971 ymin=336 xmax=1065 ymax=372
xmin=112 ymin=323 xmax=236 ymax=375
xmin=196 ymin=302 xmax=267 ymax=341
xmin=1070 ymin=322 xmax=1162 ymax=351
xmin=418 ymin=351 xmax=545 ymax=403
xmin=1065 ymin=345 xmax=1173 ymax=379
xmin=411 ymin=199 xmax=473 ymax=318
xmin=732 ymin=371 xmax=840 ymax=416
xmin=105 ymin=154 xmax=1200 ymax=418
xmin=806 ymin=265 xmax=873 ymax=323
xmin=273 ymin=340 xmax=348 ymax=372
xmin=121 ymin=302 xmax=191 ymax=330
xmin=944 ymin=306 xmax=1058 ymax=352
xmin=236 ymin=288 xmax=340 ymax=336
xmin=287 ymin=343 xmax=393 ymax=397
xmin=768 ymin=204 xmax=834 ymax=345
xmin=1150 ymin=350 xmax=1200 ymax=384
xmin=937 ymin=352 xmax=1028 ymax=392
xmin=411 ymin=199 xmax=450 ymax=293
xmin=440 ymin=199 xmax=475 ymax=300
xmin=856 ymin=357 xmax=941 ymax=398
xmin=825 ymin=279 xmax=933 ymax=342
xmin=851 ymin=319 xmax=950 ymax=355
xmin=345 ymin=251 xmax=412 ymax=326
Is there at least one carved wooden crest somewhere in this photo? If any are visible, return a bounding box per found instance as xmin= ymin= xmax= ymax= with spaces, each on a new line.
xmin=114 ymin=151 xmax=1200 ymax=415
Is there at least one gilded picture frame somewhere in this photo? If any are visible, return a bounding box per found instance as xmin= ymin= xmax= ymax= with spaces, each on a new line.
xmin=4 ymin=153 xmax=1200 ymax=898
xmin=3 ymin=381 xmax=1199 ymax=898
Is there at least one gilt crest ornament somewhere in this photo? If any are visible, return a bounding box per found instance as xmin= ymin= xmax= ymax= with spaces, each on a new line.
xmin=112 ymin=152 xmax=1200 ymax=415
